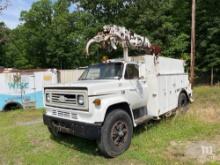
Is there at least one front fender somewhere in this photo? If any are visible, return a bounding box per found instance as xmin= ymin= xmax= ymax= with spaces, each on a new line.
xmin=89 ymin=95 xmax=135 ymax=126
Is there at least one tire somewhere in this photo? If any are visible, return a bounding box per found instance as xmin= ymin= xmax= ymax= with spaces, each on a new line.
xmin=97 ymin=109 xmax=133 ymax=158
xmin=48 ymin=126 xmax=63 ymax=138
xmin=178 ymin=92 xmax=189 ymax=112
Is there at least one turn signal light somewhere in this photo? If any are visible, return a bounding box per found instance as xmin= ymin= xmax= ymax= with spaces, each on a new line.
xmin=93 ymin=99 xmax=101 ymax=106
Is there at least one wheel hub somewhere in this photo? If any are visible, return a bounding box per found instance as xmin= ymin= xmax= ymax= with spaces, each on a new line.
xmin=118 ymin=130 xmax=124 ymax=137
xmin=111 ymin=120 xmax=128 ymax=146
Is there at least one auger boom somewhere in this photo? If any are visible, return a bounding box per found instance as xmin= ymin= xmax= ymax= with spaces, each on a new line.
xmin=86 ymin=25 xmax=160 ymax=60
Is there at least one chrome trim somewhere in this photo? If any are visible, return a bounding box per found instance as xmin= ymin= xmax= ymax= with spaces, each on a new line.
xmin=45 ymin=89 xmax=88 ymax=111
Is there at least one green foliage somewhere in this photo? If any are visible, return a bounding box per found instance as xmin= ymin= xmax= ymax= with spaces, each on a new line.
xmin=0 ymin=0 xmax=102 ymax=69
xmin=196 ymin=0 xmax=220 ymax=71
xmin=0 ymin=22 xmax=10 ymax=66
xmin=0 ymin=0 xmax=219 ymax=82
xmin=74 ymin=0 xmax=134 ymax=24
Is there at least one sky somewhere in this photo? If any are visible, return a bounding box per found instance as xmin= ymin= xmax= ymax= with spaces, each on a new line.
xmin=0 ymin=0 xmax=37 ymax=29
xmin=0 ymin=0 xmax=77 ymax=29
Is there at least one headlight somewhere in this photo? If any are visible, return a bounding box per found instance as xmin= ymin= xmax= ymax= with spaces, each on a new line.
xmin=46 ymin=93 xmax=51 ymax=102
xmin=77 ymin=95 xmax=84 ymax=105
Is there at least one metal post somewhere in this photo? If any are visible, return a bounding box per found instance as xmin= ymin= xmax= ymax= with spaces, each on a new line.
xmin=122 ymin=42 xmax=129 ymax=61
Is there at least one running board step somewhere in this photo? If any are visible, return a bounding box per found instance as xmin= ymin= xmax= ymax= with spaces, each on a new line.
xmin=135 ymin=115 xmax=152 ymax=125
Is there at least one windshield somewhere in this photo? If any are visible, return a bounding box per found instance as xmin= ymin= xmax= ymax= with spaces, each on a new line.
xmin=79 ymin=62 xmax=124 ymax=80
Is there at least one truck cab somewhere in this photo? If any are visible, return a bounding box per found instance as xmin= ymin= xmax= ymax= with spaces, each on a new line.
xmin=43 ymin=55 xmax=192 ymax=157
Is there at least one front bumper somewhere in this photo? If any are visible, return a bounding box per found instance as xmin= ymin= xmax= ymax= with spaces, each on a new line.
xmin=43 ymin=114 xmax=101 ymax=140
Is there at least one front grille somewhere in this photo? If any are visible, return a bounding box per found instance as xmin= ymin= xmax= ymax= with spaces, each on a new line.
xmin=51 ymin=93 xmax=77 ymax=105
xmin=45 ymin=89 xmax=88 ymax=110
xmin=51 ymin=109 xmax=78 ymax=119
xmin=52 ymin=110 xmax=57 ymax=116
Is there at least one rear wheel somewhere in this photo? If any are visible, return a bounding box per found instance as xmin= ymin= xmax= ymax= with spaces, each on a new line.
xmin=97 ymin=109 xmax=133 ymax=158
xmin=177 ymin=92 xmax=189 ymax=113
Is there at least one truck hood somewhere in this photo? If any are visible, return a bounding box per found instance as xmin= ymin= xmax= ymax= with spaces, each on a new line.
xmin=45 ymin=80 xmax=122 ymax=96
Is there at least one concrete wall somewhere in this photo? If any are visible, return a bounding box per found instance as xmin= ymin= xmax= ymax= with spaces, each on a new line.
xmin=58 ymin=69 xmax=85 ymax=83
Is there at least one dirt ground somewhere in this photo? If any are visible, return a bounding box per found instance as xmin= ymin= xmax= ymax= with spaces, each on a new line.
xmin=166 ymin=135 xmax=220 ymax=164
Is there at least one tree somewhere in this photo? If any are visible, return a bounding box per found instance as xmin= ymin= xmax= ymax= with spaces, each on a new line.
xmin=0 ymin=22 xmax=10 ymax=66
xmin=3 ymin=26 xmax=31 ymax=68
xmin=7 ymin=0 xmax=102 ymax=69
xmin=73 ymin=0 xmax=134 ymax=24
xmin=195 ymin=0 xmax=220 ymax=84
xmin=76 ymin=0 xmax=191 ymax=58
xmin=19 ymin=0 xmax=54 ymax=68
xmin=0 ymin=0 xmax=9 ymax=13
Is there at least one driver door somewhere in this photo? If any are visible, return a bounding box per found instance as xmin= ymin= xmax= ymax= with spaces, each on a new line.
xmin=124 ymin=64 xmax=147 ymax=109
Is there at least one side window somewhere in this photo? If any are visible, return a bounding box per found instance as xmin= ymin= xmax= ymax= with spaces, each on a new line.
xmin=124 ymin=64 xmax=139 ymax=79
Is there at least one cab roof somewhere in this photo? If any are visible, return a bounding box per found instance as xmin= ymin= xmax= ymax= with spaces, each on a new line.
xmin=107 ymin=58 xmax=138 ymax=65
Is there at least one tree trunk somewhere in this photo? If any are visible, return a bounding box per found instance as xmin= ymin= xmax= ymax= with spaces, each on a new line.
xmin=190 ymin=0 xmax=196 ymax=86
xmin=211 ymin=66 xmax=214 ymax=86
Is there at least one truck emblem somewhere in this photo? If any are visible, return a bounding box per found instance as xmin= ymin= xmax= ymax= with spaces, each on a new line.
xmin=59 ymin=96 xmax=66 ymax=102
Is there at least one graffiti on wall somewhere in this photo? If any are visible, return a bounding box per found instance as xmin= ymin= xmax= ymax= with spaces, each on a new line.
xmin=7 ymin=74 xmax=29 ymax=90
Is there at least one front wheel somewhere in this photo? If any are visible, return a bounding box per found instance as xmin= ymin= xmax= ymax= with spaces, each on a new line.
xmin=48 ymin=126 xmax=63 ymax=138
xmin=97 ymin=109 xmax=133 ymax=158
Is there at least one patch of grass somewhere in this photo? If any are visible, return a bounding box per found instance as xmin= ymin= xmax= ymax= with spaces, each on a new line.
xmin=0 ymin=86 xmax=220 ymax=165
xmin=0 ymin=109 xmax=43 ymax=127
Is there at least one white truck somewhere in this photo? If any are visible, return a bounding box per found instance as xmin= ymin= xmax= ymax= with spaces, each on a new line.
xmin=43 ymin=25 xmax=192 ymax=157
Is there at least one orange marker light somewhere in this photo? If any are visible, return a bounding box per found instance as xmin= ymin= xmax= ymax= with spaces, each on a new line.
xmin=93 ymin=99 xmax=101 ymax=106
